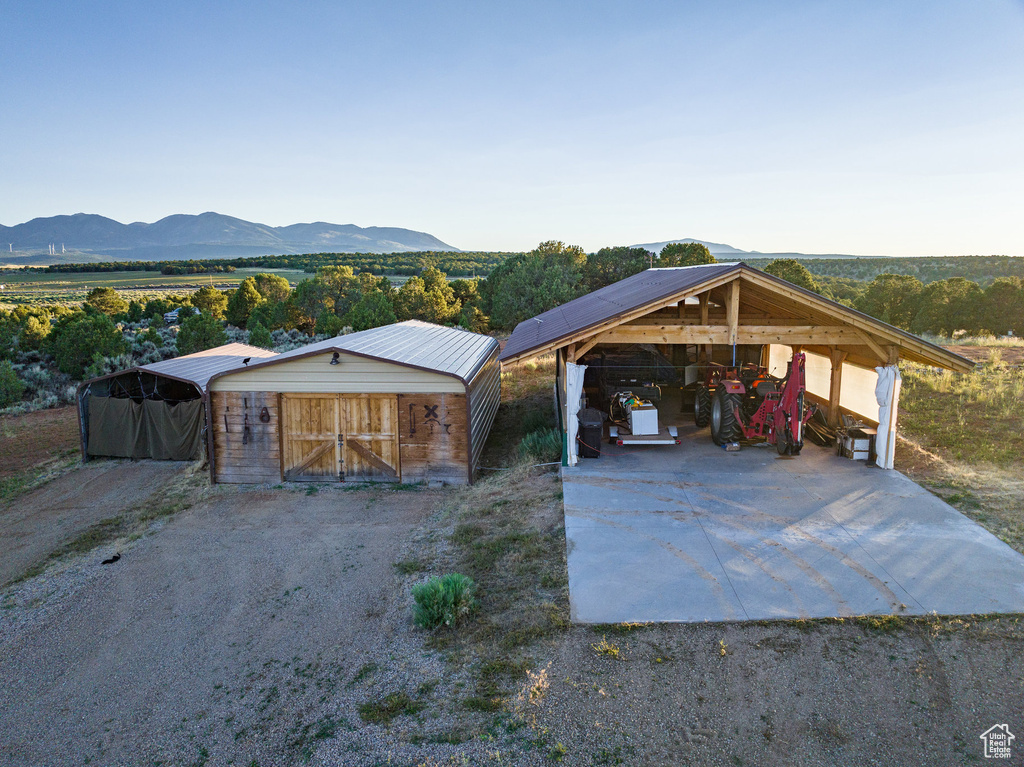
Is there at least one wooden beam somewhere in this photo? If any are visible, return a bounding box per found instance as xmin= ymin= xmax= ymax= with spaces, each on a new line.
xmin=575 ymin=336 xmax=601 ymax=359
xmin=284 ymin=440 xmax=335 ymax=479
xmin=699 ymin=293 xmax=709 ymax=324
xmin=856 ymin=331 xmax=888 ymax=363
xmin=727 ymin=280 xmax=740 ymax=346
xmin=566 ymin=343 xmax=577 ymax=364
xmin=595 ymin=324 xmax=871 ymax=346
xmin=828 ymin=350 xmax=847 ymax=427
xmin=346 ymin=438 xmax=398 ymax=477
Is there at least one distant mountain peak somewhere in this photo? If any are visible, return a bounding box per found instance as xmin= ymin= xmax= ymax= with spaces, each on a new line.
xmin=0 ymin=212 xmax=459 ymax=265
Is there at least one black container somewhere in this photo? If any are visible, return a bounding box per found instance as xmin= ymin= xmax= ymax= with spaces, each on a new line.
xmin=578 ymin=408 xmax=605 ymax=459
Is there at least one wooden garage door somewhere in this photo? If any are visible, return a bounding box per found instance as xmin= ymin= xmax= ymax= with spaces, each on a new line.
xmin=341 ymin=394 xmax=399 ymax=482
xmin=282 ymin=394 xmax=399 ymax=482
xmin=282 ymin=394 xmax=341 ymax=481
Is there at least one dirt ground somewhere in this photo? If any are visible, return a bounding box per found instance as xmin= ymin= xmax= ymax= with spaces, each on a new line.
xmin=0 ymin=459 xmax=187 ymax=586
xmin=946 ymin=344 xmax=1024 ymax=365
xmin=0 ymin=481 xmax=448 ymax=767
xmin=1 ymin=467 xmax=1021 ymax=766
xmin=0 ymin=406 xmax=80 ymax=478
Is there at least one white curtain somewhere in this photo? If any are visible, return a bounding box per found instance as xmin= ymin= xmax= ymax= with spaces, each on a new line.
xmin=874 ymin=365 xmax=902 ymax=470
xmin=565 ymin=362 xmax=587 ymax=467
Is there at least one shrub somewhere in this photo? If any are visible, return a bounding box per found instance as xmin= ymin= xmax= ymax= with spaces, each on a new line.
xmin=247 ymin=320 xmax=273 ymax=349
xmin=314 ymin=311 xmax=345 ymax=337
xmin=411 ymin=573 xmax=477 ymax=629
xmin=0 ymin=360 xmax=25 ymax=408
xmin=141 ymin=327 xmax=164 ymax=347
xmin=85 ymin=287 xmax=129 ymax=316
xmin=45 ymin=312 xmax=128 ymax=378
xmin=176 ymin=312 xmax=227 ymax=356
xmin=517 ymin=428 xmax=562 ymax=464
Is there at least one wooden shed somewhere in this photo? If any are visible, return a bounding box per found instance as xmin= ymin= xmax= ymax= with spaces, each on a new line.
xmin=78 ymin=343 xmax=277 ymax=461
xmin=499 ymin=263 xmax=974 ymax=469
xmin=206 ymin=321 xmax=501 ymax=485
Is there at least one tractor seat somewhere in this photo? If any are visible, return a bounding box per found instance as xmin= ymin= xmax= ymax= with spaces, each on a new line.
xmin=755 ymin=380 xmax=778 ymax=397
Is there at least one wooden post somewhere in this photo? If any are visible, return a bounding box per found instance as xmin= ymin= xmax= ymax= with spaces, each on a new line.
xmin=699 ymin=292 xmax=712 ymax=365
xmin=566 ymin=343 xmax=577 ymax=364
xmin=727 ymin=280 xmax=740 ymax=347
xmin=828 ymin=349 xmax=847 ymax=427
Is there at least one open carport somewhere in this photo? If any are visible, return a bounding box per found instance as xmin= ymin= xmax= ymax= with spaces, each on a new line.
xmin=562 ymin=427 xmax=1024 ymax=623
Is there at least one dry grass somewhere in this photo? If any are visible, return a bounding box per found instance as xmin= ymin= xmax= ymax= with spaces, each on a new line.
xmin=437 ymin=462 xmax=569 ymax=712
xmin=899 ymin=355 xmax=1024 ymax=553
xmin=899 ymin=359 xmax=1024 ymax=467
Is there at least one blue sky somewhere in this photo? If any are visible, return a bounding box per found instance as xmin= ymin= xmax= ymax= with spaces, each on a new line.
xmin=3 ymin=1 xmax=1024 ymax=255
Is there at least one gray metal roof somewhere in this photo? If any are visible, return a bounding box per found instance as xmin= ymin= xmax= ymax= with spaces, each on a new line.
xmin=223 ymin=321 xmax=499 ymax=384
xmin=139 ymin=342 xmax=278 ymax=392
xmin=500 ymin=263 xmax=740 ymax=361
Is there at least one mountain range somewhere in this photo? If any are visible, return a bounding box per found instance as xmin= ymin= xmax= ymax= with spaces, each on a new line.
xmin=0 ymin=212 xmax=458 ymax=266
xmin=631 ymin=238 xmax=867 ymax=260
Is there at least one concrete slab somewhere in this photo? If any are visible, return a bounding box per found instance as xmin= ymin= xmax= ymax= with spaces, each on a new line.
xmin=563 ymin=423 xmax=1024 ymax=623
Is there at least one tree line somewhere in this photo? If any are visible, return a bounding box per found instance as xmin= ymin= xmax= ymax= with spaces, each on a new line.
xmin=745 ymin=254 xmax=1024 ymax=287
xmin=34 ymin=250 xmax=514 ymax=277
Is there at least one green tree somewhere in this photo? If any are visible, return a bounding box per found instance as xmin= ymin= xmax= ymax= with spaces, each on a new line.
xmin=344 ymin=290 xmax=397 ymax=331
xmin=45 ymin=312 xmax=128 ymax=377
xmin=176 ymin=312 xmax=228 ymax=356
xmin=0 ymin=314 xmax=18 ymax=359
xmin=659 ymin=242 xmax=717 ymax=267
xmin=910 ymin=278 xmax=985 ymax=336
xmin=288 ymin=279 xmax=336 ymax=333
xmin=762 ymin=258 xmax=822 ymax=293
xmin=482 ymin=241 xmax=587 ymax=329
xmin=247 ymin=320 xmax=273 ymax=349
xmin=191 ymin=285 xmax=229 ymax=319
xmin=315 ymin=311 xmax=346 ymax=336
xmin=252 ymin=272 xmax=292 ymax=304
xmin=126 ymin=300 xmax=145 ymax=322
xmin=85 ymin=287 xmax=129 ymax=316
xmin=0 ymin=360 xmax=25 ymax=408
xmin=225 ymin=277 xmax=264 ymax=327
xmin=581 ymin=246 xmax=651 ymax=291
xmin=21 ymin=315 xmax=50 ymax=350
xmin=854 ymin=274 xmax=924 ymax=330
xmin=981 ymin=277 xmax=1024 ymax=336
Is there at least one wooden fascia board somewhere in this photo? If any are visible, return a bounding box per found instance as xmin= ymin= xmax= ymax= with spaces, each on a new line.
xmin=592 ymin=324 xmax=872 ymax=346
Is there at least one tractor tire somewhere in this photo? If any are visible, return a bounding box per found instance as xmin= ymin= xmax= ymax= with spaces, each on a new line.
xmin=710 ymin=387 xmax=742 ymax=446
xmin=694 ymin=385 xmax=712 ymax=428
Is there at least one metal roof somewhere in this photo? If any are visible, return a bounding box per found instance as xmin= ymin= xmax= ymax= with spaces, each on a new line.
xmin=138 ymin=342 xmax=277 ymax=392
xmin=499 ymin=263 xmax=974 ymax=372
xmin=500 ymin=263 xmax=739 ymax=361
xmin=216 ymin=321 xmax=499 ymax=384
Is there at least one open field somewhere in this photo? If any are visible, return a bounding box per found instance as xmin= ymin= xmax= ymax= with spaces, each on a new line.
xmin=0 ymin=268 xmax=310 ymax=307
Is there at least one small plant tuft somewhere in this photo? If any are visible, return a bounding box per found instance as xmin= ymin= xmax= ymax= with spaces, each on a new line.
xmin=591 ymin=636 xmax=621 ymax=659
xmin=411 ymin=573 xmax=478 ymax=629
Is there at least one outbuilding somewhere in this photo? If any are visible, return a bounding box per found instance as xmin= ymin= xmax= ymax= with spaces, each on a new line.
xmin=499 ymin=263 xmax=974 ymax=468
xmin=78 ymin=342 xmax=278 ymax=461
xmin=206 ymin=321 xmax=501 ymax=485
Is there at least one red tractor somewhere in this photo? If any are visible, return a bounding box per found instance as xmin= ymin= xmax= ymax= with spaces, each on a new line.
xmin=704 ymin=353 xmax=815 ymax=455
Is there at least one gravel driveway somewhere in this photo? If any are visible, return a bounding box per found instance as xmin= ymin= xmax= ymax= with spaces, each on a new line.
xmin=0 ymin=483 xmax=446 ymax=767
xmin=0 ymin=459 xmax=185 ymax=586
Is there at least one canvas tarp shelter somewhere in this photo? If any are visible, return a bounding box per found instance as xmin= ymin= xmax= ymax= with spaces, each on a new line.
xmin=78 ymin=343 xmax=276 ymax=463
